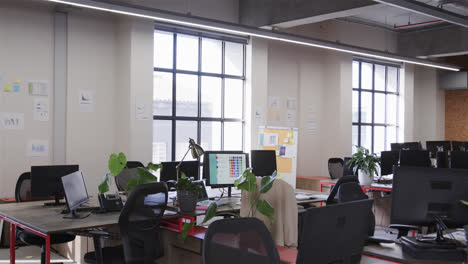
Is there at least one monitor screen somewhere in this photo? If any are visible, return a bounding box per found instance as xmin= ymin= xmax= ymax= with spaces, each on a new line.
xmin=251 ymin=150 xmax=277 ymax=176
xmin=391 ymin=166 xmax=468 ymax=228
xmin=31 ymin=165 xmax=79 ymax=198
xmin=203 ymin=151 xmax=249 ymax=187
xmin=426 ymin=141 xmax=451 ymax=158
xmin=61 ymin=171 xmax=89 ymax=211
xmin=160 ymin=160 xmax=200 ymax=182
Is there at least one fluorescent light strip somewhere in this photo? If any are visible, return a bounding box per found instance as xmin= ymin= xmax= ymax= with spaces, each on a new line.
xmin=47 ymin=0 xmax=460 ymax=72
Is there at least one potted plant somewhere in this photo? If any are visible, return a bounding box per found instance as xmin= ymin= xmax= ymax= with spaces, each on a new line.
xmin=175 ymin=173 xmax=203 ymax=212
xmin=347 ymin=146 xmax=380 ymax=186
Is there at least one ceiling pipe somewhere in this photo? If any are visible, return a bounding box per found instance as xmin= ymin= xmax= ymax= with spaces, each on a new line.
xmin=394 ymin=19 xmax=444 ymax=29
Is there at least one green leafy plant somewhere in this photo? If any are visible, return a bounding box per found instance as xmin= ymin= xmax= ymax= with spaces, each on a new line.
xmin=462 ymin=200 xmax=468 ymax=206
xmin=98 ymin=152 xmax=161 ymax=195
xmin=175 ymin=172 xmax=203 ymax=193
xmin=347 ymin=146 xmax=380 ymax=177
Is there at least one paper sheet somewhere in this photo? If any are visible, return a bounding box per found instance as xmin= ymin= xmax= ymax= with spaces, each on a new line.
xmin=287 ymin=97 xmax=297 ymax=109
xmin=0 ymin=112 xmax=24 ymax=130
xmin=277 ymin=157 xmax=293 ymax=173
xmin=136 ymin=98 xmax=150 ymax=120
xmin=26 ymin=139 xmax=49 ymax=157
xmin=255 ymin=107 xmax=264 ymax=125
xmin=33 ymin=98 xmax=49 ymax=121
xmin=305 ymin=105 xmax=317 ymax=132
xmin=262 ymin=133 xmax=278 ymax=147
xmin=28 ymin=80 xmax=49 ymax=96
xmin=268 ymin=96 xmax=280 ymax=109
xmin=79 ymin=90 xmax=94 ymax=112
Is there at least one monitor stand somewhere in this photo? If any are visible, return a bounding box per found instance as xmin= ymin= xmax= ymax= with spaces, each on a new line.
xmin=43 ymin=195 xmax=66 ymax=206
xmin=63 ymin=209 xmax=91 ymax=219
xmin=227 ymin=186 xmax=232 ymax=197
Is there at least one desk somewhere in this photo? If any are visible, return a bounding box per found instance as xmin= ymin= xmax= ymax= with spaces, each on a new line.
xmin=320 ymin=179 xmax=393 ymax=193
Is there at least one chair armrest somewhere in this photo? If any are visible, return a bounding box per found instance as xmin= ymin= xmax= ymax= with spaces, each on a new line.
xmin=388 ymin=224 xmax=419 ymax=238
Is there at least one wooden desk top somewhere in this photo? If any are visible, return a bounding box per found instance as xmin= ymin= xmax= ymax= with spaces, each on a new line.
xmin=320 ymin=179 xmax=392 ymax=191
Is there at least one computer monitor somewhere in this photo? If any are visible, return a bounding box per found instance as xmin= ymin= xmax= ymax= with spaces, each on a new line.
xmin=160 ymin=160 xmax=200 ymax=182
xmin=251 ymin=150 xmax=277 ymax=176
xmin=426 ymin=141 xmax=451 ymax=158
xmin=31 ymin=165 xmax=79 ymax=205
xmin=296 ymin=199 xmax=374 ymax=264
xmin=399 ymin=150 xmax=431 ymax=167
xmin=391 ymin=142 xmax=422 ymax=151
xmin=61 ymin=171 xmax=90 ymax=219
xmin=203 ymin=151 xmax=249 ymax=195
xmin=451 ymin=141 xmax=468 ymax=152
xmin=380 ymin=151 xmax=399 ymax=176
xmin=391 ymin=167 xmax=468 ymax=242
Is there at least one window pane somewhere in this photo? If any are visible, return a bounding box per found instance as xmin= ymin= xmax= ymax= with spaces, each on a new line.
xmin=154 ymin=31 xmax=173 ymax=69
xmin=361 ymin=92 xmax=372 ymax=123
xmin=176 ymin=34 xmax=198 ymax=71
xmin=201 ymin=76 xmax=221 ymax=118
xmin=224 ymin=122 xmax=243 ymax=150
xmin=153 ymin=72 xmax=173 ymax=116
xmin=361 ymin=126 xmax=372 ymax=152
xmin=387 ymin=67 xmax=398 ymax=93
xmin=201 ymin=121 xmax=221 ymax=151
xmin=225 ymin=42 xmax=243 ymax=76
xmin=375 ymin=65 xmax=385 ymax=91
xmin=176 ymin=74 xmax=198 ymax=117
xmin=361 ymin=62 xmax=373 ymax=90
xmin=352 ymin=61 xmax=359 ymax=88
xmin=175 ymin=121 xmax=198 ymax=161
xmin=374 ymin=126 xmax=385 ymax=154
xmin=352 ymin=125 xmax=359 ymax=153
xmin=387 ymin=94 xmax=397 ymax=125
xmin=153 ymin=120 xmax=172 ymax=163
xmin=224 ymin=79 xmax=243 ymax=119
xmin=352 ymin=91 xmax=359 ymax=123
xmin=201 ymin=38 xmax=222 ymax=74
xmin=387 ymin=126 xmax=397 ymax=151
xmin=374 ymin=93 xmax=386 ymax=124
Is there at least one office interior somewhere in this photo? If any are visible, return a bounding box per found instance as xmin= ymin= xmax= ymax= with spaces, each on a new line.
xmin=1 ymin=0 xmax=468 ymax=263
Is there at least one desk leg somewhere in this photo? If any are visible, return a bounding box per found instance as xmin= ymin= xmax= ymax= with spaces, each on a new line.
xmin=45 ymin=235 xmax=51 ymax=264
xmin=9 ymin=223 xmax=15 ymax=264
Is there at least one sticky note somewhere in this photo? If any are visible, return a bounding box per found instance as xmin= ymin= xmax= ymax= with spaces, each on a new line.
xmin=13 ymin=84 xmax=20 ymax=92
xmin=277 ymin=157 xmax=293 ymax=173
xmin=4 ymin=84 xmax=12 ymax=92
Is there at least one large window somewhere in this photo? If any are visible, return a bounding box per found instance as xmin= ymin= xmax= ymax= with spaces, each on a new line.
xmin=352 ymin=60 xmax=400 ymax=154
xmin=153 ymin=29 xmax=246 ymax=163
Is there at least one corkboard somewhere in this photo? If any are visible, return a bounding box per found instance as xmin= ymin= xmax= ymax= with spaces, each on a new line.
xmin=445 ymin=90 xmax=468 ymax=141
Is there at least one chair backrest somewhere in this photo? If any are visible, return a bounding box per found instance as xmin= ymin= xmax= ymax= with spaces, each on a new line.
xmin=119 ymin=182 xmax=168 ymax=264
xmin=435 ymin=151 xmax=449 ymax=169
xmin=326 ymin=176 xmax=359 ymax=205
xmin=115 ymin=168 xmax=139 ymax=192
xmin=450 ymin=151 xmax=468 ymax=169
xmin=126 ymin=161 xmax=144 ymax=169
xmin=15 ymin=172 xmax=32 ymax=202
xmin=296 ymin=200 xmax=374 ymax=264
xmin=399 ymin=150 xmax=431 ymax=167
xmin=380 ymin=151 xmax=400 ymax=176
xmin=343 ymin=157 xmax=356 ymax=177
xmin=451 ymin=141 xmax=468 ymax=152
xmin=328 ymin=158 xmax=344 ymax=179
xmin=203 ymin=217 xmax=280 ymax=264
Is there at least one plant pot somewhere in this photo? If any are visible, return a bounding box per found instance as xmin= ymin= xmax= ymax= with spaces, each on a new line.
xmin=358 ymin=170 xmax=373 ymax=186
xmin=177 ymin=190 xmax=198 ymax=212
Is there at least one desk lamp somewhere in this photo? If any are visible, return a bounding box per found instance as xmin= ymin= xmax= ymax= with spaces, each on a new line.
xmin=176 ymin=138 xmax=204 ymax=181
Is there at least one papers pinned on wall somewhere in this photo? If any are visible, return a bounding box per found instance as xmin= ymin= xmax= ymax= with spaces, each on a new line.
xmin=255 ymin=107 xmax=264 ymax=125
xmin=26 ymin=139 xmax=49 ymax=157
xmin=0 ymin=112 xmax=24 ymax=130
xmin=33 ymin=98 xmax=49 ymax=121
xmin=136 ymin=98 xmax=150 ymax=120
xmin=287 ymin=97 xmax=297 ymax=109
xmin=79 ymin=90 xmax=94 ymax=112
xmin=268 ymin=96 xmax=280 ymax=109
xmin=28 ymin=80 xmax=49 ymax=96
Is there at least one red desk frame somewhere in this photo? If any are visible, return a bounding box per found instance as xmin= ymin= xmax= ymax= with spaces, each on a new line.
xmin=0 ymin=215 xmax=51 ymax=264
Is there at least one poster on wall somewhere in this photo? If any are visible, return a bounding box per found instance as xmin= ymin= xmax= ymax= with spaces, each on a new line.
xmin=26 ymin=139 xmax=49 ymax=157
xmin=135 ymin=98 xmax=150 ymax=120
xmin=0 ymin=112 xmax=24 ymax=130
xmin=33 ymin=98 xmax=49 ymax=121
xmin=79 ymin=90 xmax=94 ymax=112
xmin=28 ymin=80 xmax=49 ymax=96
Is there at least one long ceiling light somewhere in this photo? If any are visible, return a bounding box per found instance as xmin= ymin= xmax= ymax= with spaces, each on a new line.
xmin=47 ymin=0 xmax=460 ymax=71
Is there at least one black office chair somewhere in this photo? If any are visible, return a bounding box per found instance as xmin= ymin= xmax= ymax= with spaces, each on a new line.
xmin=450 ymin=151 xmax=468 ymax=169
xmin=126 ymin=161 xmax=144 ymax=169
xmin=84 ymin=182 xmax=168 ymax=264
xmin=399 ymin=150 xmax=431 ymax=167
xmin=343 ymin=157 xmax=356 ymax=176
xmin=202 ymin=217 xmax=280 ymax=264
xmin=327 ymin=158 xmax=344 ymax=179
xmin=14 ymin=173 xmax=76 ymax=264
xmin=325 ymin=175 xmax=359 ymax=205
xmin=435 ymin=151 xmax=449 ymax=168
xmin=380 ymin=151 xmax=399 ymax=176
xmin=115 ymin=168 xmax=139 ymax=192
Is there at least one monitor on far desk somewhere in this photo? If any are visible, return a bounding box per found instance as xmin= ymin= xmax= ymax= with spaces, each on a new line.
xmin=160 ymin=160 xmax=200 ymax=182
xmin=203 ymin=151 xmax=249 ymax=197
xmin=251 ymin=150 xmax=277 ymax=176
xmin=61 ymin=171 xmax=91 ymax=219
xmin=31 ymin=165 xmax=79 ymax=206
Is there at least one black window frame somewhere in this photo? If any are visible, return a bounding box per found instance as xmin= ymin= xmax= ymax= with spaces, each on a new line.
xmin=153 ymin=27 xmax=247 ymax=162
xmin=352 ymin=59 xmax=400 ymax=154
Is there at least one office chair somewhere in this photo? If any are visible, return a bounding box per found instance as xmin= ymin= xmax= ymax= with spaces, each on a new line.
xmin=399 ymin=150 xmax=431 ymax=167
xmin=380 ymin=151 xmax=399 ymax=176
xmin=325 ymin=175 xmax=359 ymax=205
xmin=451 ymin=141 xmax=468 ymax=152
xmin=126 ymin=161 xmax=144 ymax=168
xmin=343 ymin=157 xmax=356 ymax=176
xmin=435 ymin=151 xmax=449 ymax=168
xmin=84 ymin=182 xmax=168 ymax=264
xmin=115 ymin=168 xmax=139 ymax=192
xmin=202 ymin=217 xmax=280 ymax=264
xmin=327 ymin=158 xmax=344 ymax=179
xmin=14 ymin=173 xmax=76 ymax=264
xmin=450 ymin=151 xmax=468 ymax=169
